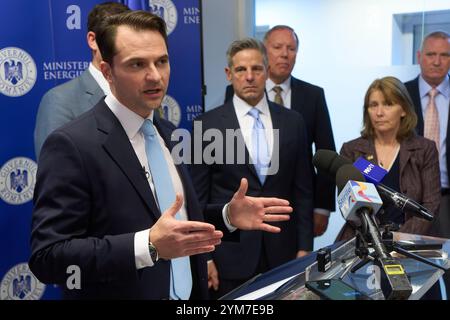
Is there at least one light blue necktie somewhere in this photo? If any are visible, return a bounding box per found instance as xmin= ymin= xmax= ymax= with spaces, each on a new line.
xmin=141 ymin=119 xmax=192 ymax=300
xmin=247 ymin=108 xmax=270 ymax=184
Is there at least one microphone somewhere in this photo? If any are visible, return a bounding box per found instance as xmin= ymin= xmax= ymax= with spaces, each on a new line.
xmin=336 ymin=165 xmax=386 ymax=258
xmin=313 ymin=149 xmax=434 ymax=222
xmin=142 ymin=166 xmax=150 ymax=179
xmin=336 ymin=165 xmax=383 ymax=227
xmin=353 ymin=156 xmax=433 ymax=221
xmin=335 ymin=164 xmax=412 ymax=300
xmin=313 ymin=149 xmax=352 ymax=178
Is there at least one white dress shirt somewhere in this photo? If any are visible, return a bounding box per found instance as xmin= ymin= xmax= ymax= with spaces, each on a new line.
xmin=88 ymin=62 xmax=111 ymax=97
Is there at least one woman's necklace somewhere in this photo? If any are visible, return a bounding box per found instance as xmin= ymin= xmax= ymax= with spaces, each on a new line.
xmin=375 ymin=142 xmax=400 ymax=170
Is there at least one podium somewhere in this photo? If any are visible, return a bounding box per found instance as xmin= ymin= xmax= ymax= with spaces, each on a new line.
xmin=220 ymin=232 xmax=450 ymax=300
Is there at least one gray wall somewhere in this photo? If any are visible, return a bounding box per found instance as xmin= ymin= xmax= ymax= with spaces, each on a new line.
xmin=202 ymin=0 xmax=255 ymax=111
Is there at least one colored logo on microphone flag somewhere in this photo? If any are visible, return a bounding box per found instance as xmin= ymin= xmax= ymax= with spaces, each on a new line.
xmin=351 ymin=180 xmax=380 ymax=203
xmin=338 ymin=181 xmax=383 ymax=225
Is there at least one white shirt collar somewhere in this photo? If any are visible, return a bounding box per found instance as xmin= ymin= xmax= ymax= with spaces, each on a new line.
xmin=418 ymin=75 xmax=450 ymax=99
xmin=232 ymin=94 xmax=270 ymax=118
xmin=104 ymin=94 xmax=154 ymax=140
xmin=88 ymin=62 xmax=111 ymax=96
xmin=266 ymin=76 xmax=291 ymax=93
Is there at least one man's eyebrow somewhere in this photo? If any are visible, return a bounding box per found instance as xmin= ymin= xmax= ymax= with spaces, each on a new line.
xmin=157 ymin=54 xmax=170 ymax=60
xmin=124 ymin=53 xmax=170 ymax=62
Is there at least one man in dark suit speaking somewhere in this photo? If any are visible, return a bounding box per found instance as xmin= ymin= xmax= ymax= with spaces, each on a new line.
xmin=225 ymin=25 xmax=335 ymax=237
xmin=192 ymin=38 xmax=314 ymax=298
xmin=29 ymin=11 xmax=293 ymax=300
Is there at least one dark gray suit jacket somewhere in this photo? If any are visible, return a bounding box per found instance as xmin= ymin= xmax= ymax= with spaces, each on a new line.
xmin=191 ymin=101 xmax=314 ymax=279
xmin=225 ymin=77 xmax=336 ymax=211
xmin=34 ymin=70 xmax=105 ymax=158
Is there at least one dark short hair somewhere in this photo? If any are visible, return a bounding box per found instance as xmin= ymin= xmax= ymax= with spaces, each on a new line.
xmin=87 ymin=2 xmax=130 ymax=34
xmin=263 ymin=25 xmax=299 ymax=49
xmin=96 ymin=10 xmax=168 ymax=65
xmin=226 ymin=37 xmax=268 ymax=68
xmin=361 ymin=76 xmax=417 ymax=141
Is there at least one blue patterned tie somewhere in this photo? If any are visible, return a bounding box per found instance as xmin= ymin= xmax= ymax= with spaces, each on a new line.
xmin=141 ymin=119 xmax=192 ymax=300
xmin=247 ymin=108 xmax=270 ymax=184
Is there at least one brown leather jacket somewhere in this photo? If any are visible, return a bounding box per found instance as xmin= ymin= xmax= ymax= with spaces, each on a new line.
xmin=336 ymin=134 xmax=441 ymax=241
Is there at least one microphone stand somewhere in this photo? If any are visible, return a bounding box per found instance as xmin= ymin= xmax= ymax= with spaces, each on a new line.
xmin=345 ymin=210 xmax=388 ymax=274
xmin=380 ymin=227 xmax=447 ymax=272
xmin=340 ymin=218 xmax=448 ymax=300
xmin=342 ymin=210 xmax=413 ymax=299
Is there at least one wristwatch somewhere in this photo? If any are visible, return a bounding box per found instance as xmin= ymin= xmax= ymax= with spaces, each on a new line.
xmin=148 ymin=241 xmax=159 ymax=263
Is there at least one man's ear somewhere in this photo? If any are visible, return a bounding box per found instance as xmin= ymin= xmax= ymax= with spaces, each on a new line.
xmin=100 ymin=61 xmax=112 ymax=83
xmin=225 ymin=67 xmax=232 ymax=82
xmin=87 ymin=31 xmax=98 ymax=51
xmin=416 ymin=49 xmax=421 ymax=64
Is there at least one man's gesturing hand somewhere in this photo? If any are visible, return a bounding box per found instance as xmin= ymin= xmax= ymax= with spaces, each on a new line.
xmin=150 ymin=194 xmax=223 ymax=260
xmin=228 ymin=178 xmax=292 ymax=233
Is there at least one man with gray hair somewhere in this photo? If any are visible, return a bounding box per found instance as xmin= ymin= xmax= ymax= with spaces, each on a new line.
xmin=225 ymin=25 xmax=336 ymax=238
xmin=192 ymin=37 xmax=314 ymax=298
xmin=404 ymin=30 xmax=450 ymax=299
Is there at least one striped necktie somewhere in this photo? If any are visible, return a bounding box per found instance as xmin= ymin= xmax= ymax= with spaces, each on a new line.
xmin=273 ymin=86 xmax=284 ymax=106
xmin=424 ymin=88 xmax=440 ymax=153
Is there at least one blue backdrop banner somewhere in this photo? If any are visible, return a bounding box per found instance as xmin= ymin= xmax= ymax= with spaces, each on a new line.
xmin=0 ymin=0 xmax=202 ymax=300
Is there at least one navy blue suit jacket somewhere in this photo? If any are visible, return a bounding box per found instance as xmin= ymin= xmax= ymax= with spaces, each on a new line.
xmin=30 ymin=100 xmax=212 ymax=299
xmin=191 ymin=101 xmax=314 ymax=279
xmin=226 ymin=77 xmax=336 ymax=211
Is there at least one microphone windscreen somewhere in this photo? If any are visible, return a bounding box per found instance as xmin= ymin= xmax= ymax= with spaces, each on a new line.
xmin=336 ymin=164 xmax=365 ymax=193
xmin=313 ymin=149 xmax=352 ymax=177
xmin=329 ymin=154 xmax=352 ymax=176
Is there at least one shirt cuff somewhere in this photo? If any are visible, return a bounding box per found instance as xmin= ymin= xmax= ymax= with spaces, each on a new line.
xmin=314 ymin=208 xmax=330 ymax=217
xmin=222 ymin=203 xmax=237 ymax=232
xmin=134 ymin=229 xmax=153 ymax=269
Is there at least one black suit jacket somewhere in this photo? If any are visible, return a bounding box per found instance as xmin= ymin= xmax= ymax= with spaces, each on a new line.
xmin=405 ymin=76 xmax=450 ymax=183
xmin=225 ymin=77 xmax=336 ymax=211
xmin=29 ymin=100 xmax=213 ymax=299
xmin=191 ymin=101 xmax=314 ymax=279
